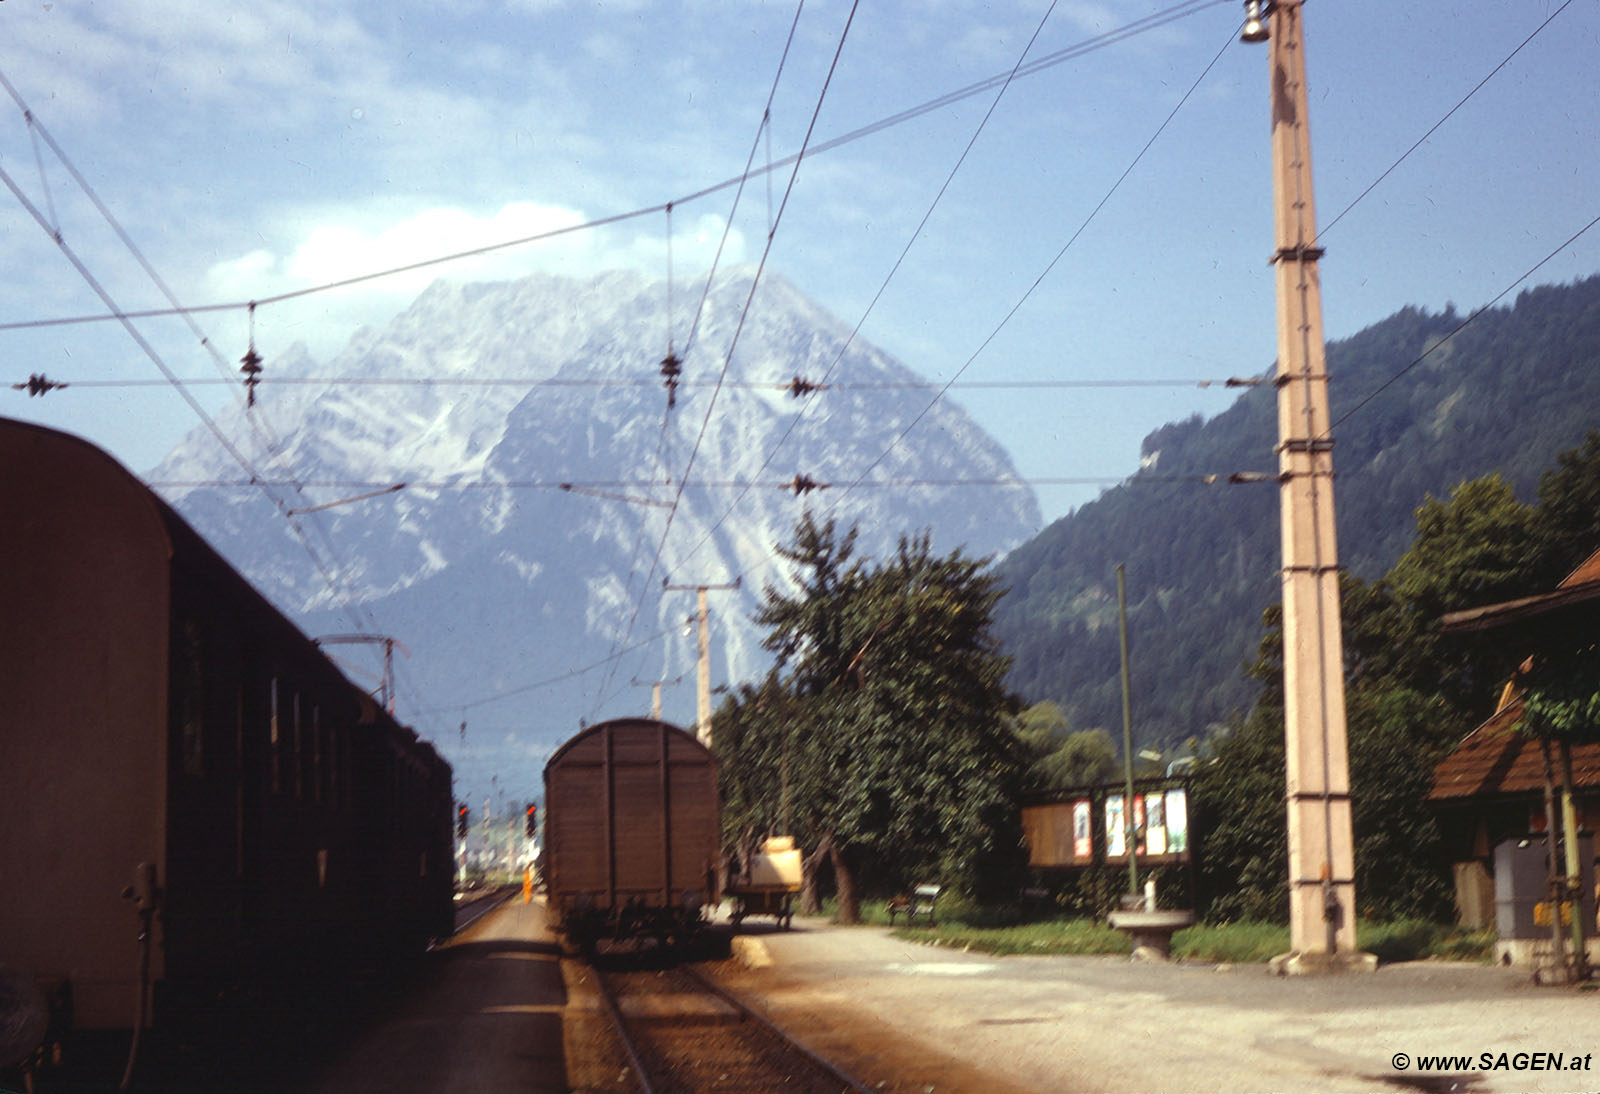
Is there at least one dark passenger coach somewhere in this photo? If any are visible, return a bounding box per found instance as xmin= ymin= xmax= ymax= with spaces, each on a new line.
xmin=0 ymin=417 xmax=453 ymax=1038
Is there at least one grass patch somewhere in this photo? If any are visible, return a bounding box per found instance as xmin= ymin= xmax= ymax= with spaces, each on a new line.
xmin=866 ymin=910 xmax=1495 ymax=965
xmin=892 ymin=917 xmax=1129 ymax=956
xmin=1170 ymin=921 xmax=1289 ymax=964
xmin=1357 ymin=919 xmax=1495 ymax=964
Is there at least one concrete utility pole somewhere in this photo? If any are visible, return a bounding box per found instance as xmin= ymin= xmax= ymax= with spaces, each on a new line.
xmin=663 ymin=579 xmax=740 ymax=745
xmin=631 ymin=675 xmax=684 ymax=720
xmin=1243 ymin=0 xmax=1371 ymax=972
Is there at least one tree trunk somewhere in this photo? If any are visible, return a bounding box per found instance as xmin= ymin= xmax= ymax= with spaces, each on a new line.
xmin=830 ymin=840 xmax=861 ymax=924
xmin=799 ymin=834 xmax=832 ymax=916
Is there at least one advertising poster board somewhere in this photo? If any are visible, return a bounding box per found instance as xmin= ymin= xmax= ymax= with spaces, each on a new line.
xmin=1072 ymin=799 xmax=1092 ymax=859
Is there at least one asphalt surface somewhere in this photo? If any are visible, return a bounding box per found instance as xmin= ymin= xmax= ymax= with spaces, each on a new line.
xmin=298 ymin=897 xmax=568 ymax=1093
xmin=717 ymin=917 xmax=1600 ymax=1093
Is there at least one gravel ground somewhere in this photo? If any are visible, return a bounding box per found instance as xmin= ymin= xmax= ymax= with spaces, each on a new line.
xmin=709 ymin=916 xmax=1600 ymax=1093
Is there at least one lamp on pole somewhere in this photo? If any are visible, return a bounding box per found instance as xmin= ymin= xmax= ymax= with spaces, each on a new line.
xmin=1241 ymin=0 xmax=1372 ymax=973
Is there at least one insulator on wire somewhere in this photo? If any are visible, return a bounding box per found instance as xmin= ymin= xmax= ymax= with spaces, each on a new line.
xmin=786 ymin=376 xmax=823 ymax=398
xmin=660 ymin=351 xmax=682 ymax=410
xmin=14 ymin=373 xmax=67 ymax=397
xmin=241 ymin=301 xmax=263 ymax=407
xmin=790 ymin=474 xmax=825 ymax=496
xmin=240 ymin=347 xmax=263 ymax=407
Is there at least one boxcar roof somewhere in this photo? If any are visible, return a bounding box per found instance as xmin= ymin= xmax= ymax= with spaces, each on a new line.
xmin=544 ymin=717 xmax=708 ymax=771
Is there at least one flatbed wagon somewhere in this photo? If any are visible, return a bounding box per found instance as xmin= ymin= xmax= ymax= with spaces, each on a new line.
xmin=728 ymin=837 xmax=802 ymax=930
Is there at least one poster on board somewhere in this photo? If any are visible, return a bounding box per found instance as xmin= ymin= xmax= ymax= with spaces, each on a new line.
xmin=1105 ymin=794 xmax=1125 ymax=858
xmin=1072 ymin=799 xmax=1092 ymax=859
xmin=1166 ymin=788 xmax=1188 ymax=854
xmin=1146 ymin=791 xmax=1167 ymax=856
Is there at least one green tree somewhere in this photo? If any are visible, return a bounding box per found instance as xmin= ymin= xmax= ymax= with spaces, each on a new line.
xmin=1534 ymin=430 xmax=1600 ymax=581
xmin=730 ymin=513 xmax=1025 ymax=923
xmin=1032 ymin=731 xmax=1119 ymax=792
xmin=1383 ymin=473 xmax=1542 ymax=716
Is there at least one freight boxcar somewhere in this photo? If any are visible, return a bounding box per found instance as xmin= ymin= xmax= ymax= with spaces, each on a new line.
xmin=543 ymin=717 xmax=720 ymax=947
xmin=0 ymin=417 xmax=453 ymax=1045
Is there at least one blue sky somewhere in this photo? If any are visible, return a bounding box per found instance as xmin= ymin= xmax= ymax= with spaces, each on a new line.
xmin=4 ymin=0 xmax=1597 ymax=524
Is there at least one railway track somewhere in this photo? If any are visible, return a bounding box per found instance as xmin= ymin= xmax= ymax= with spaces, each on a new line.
xmin=592 ymin=956 xmax=873 ymax=1094
xmin=451 ymin=885 xmax=519 ymax=935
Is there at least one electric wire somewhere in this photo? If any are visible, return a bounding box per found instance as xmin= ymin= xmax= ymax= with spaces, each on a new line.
xmin=0 ymin=1 xmax=1227 ymax=339
xmin=591 ymin=0 xmax=811 ymax=710
xmin=7 ymin=374 xmax=1243 ymax=391
xmin=1329 ymin=209 xmax=1600 ymax=436
xmin=674 ymin=0 xmax=1065 ymax=571
xmin=5 ymin=3 xmax=1587 ymax=721
xmin=0 ymin=70 xmax=399 ymax=682
xmin=1317 ymin=0 xmax=1578 ymax=242
xmin=817 ymin=24 xmax=1239 ymax=532
xmin=0 ymin=155 xmax=384 ymax=645
xmin=594 ymin=0 xmax=861 ymax=718
xmin=150 ymin=473 xmax=1219 ymax=491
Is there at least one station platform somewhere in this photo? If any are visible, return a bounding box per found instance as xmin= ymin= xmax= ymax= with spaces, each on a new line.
xmin=296 ymin=896 xmax=567 ymax=1093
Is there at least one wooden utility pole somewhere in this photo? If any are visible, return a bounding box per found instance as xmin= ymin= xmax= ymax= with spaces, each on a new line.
xmin=1247 ymin=0 xmax=1370 ymax=971
xmin=663 ymin=579 xmax=740 ymax=745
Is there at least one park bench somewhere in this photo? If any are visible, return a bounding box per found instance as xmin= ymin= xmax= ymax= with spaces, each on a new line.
xmin=888 ymin=883 xmax=941 ymax=926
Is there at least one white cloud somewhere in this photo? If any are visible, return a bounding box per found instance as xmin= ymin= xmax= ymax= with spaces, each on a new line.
xmin=202 ymin=200 xmax=748 ymax=359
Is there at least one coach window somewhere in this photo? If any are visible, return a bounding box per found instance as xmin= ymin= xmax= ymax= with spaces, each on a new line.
xmin=328 ymin=726 xmax=341 ymax=811
xmin=269 ymin=677 xmax=281 ymax=794
xmin=312 ymin=705 xmax=324 ymax=805
xmin=293 ymin=692 xmax=304 ymax=799
xmin=177 ymin=620 xmax=205 ymax=776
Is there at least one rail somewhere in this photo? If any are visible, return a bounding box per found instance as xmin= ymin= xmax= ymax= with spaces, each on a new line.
xmin=590 ymin=954 xmax=875 ymax=1093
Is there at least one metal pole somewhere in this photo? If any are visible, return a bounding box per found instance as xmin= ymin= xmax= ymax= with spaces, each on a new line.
xmin=1253 ymin=0 xmax=1363 ymax=968
xmin=1559 ymin=741 xmax=1588 ymax=978
xmin=1117 ymin=564 xmax=1138 ymax=896
xmin=1540 ymin=739 xmax=1570 ymax=979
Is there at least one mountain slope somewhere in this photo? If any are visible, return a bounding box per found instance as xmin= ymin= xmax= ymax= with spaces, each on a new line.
xmin=993 ymin=274 xmax=1600 ymax=747
xmin=152 ymin=268 xmax=1041 ymax=804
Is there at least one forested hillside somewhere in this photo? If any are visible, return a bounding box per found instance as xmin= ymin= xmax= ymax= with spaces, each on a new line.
xmin=993 ymin=274 xmax=1600 ymax=750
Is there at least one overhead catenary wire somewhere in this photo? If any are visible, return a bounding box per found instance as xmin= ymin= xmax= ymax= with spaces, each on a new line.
xmin=1329 ymin=209 xmax=1600 ymax=437
xmin=151 ymin=472 xmax=1230 ymax=492
xmin=0 ymin=1 xmax=1229 ymax=339
xmin=8 ymin=374 xmax=1251 ymax=391
xmin=674 ymin=0 xmax=1068 ymax=570
xmin=0 ymin=69 xmax=406 ymax=681
xmin=809 ymin=24 xmax=1240 ymax=541
xmin=1317 ymin=0 xmax=1579 ymax=243
xmin=4 ymin=4 xmax=1588 ymax=726
xmin=0 ymin=154 xmax=385 ymax=643
xmin=591 ymin=0 xmax=860 ymax=720
xmin=590 ymin=0 xmax=814 ymax=711
xmin=0 ymin=74 xmax=417 ymax=683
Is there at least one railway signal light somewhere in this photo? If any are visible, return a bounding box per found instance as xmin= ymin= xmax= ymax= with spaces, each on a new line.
xmin=525 ymin=802 xmax=537 ymax=838
xmin=456 ymin=804 xmax=469 ymax=838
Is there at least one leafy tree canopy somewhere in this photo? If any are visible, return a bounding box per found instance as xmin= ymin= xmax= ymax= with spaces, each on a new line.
xmin=1198 ymin=431 xmax=1600 ymax=922
xmin=719 ymin=512 xmax=1025 ymax=921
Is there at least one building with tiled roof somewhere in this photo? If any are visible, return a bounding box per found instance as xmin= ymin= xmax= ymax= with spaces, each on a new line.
xmin=1430 ymin=548 xmax=1600 ymax=937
